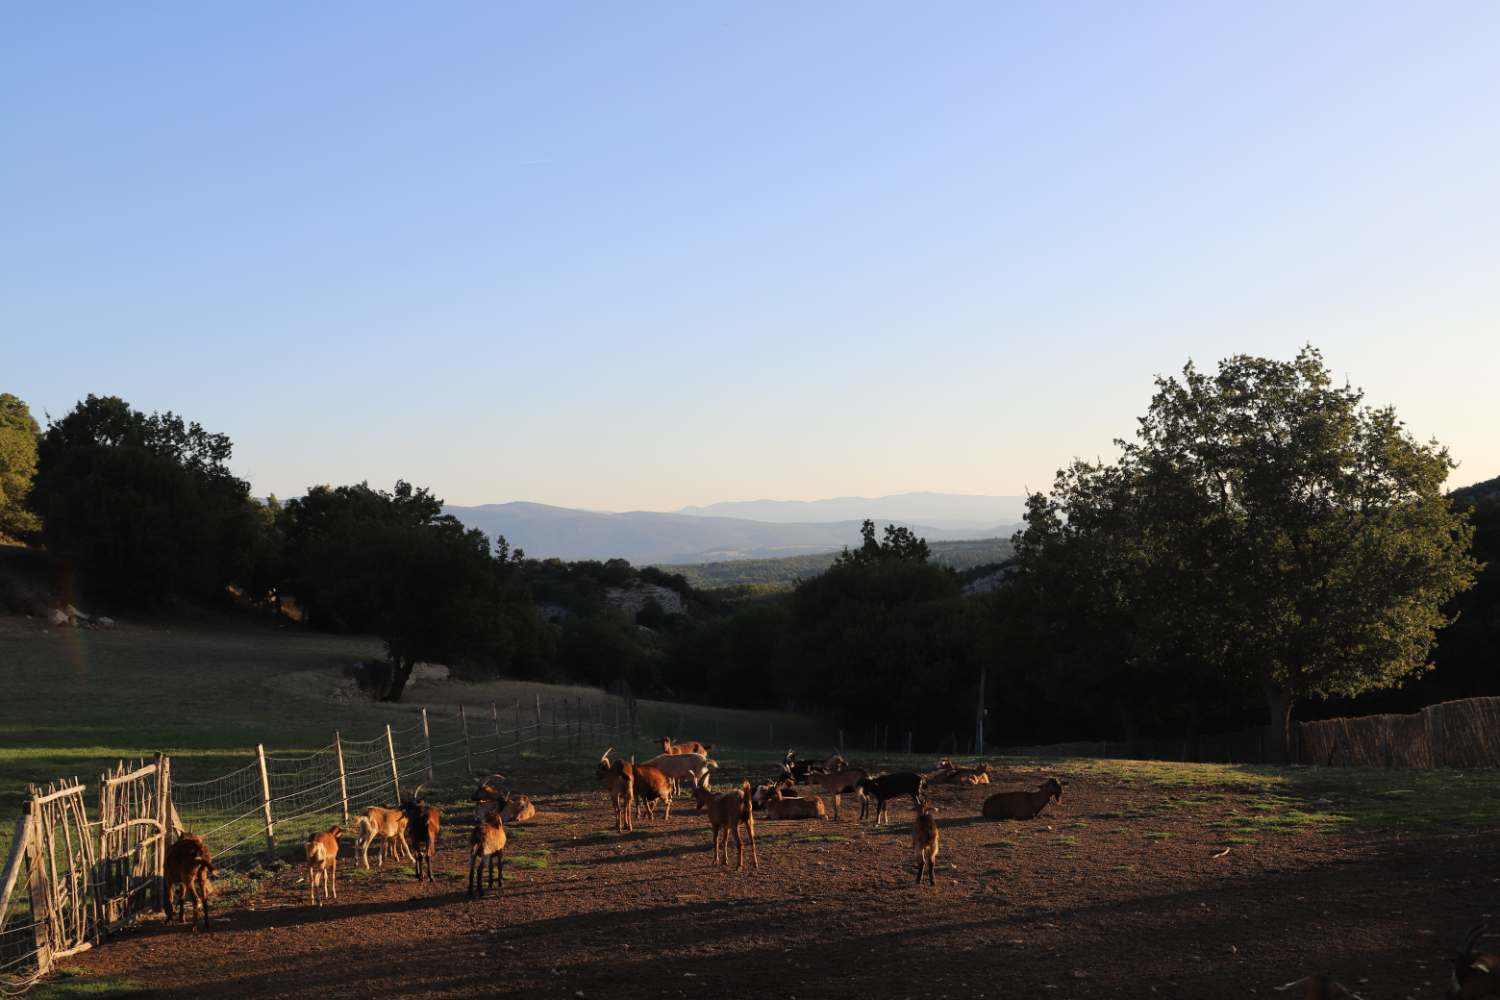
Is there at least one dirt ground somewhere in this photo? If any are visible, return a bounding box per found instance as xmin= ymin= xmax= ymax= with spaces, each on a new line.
xmin=76 ymin=758 xmax=1499 ymax=999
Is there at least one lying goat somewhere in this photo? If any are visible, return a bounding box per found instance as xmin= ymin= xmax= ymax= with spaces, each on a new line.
xmin=752 ymin=779 xmax=801 ymax=811
xmin=781 ymin=748 xmax=838 ymax=786
xmin=981 ymin=777 xmax=1065 ymax=821
xmin=354 ymin=805 xmax=412 ymax=868
xmin=689 ymin=779 xmax=758 ymax=871
xmin=763 ymin=782 xmax=826 ymax=820
xmin=305 ymin=824 xmax=346 ymax=906
xmin=473 ymin=774 xmax=535 ymax=823
xmin=1450 ymin=924 xmax=1499 ymax=999
xmin=854 ymin=772 xmax=926 ymax=825
xmin=400 ymin=783 xmax=441 ymax=881
xmin=501 ymin=794 xmax=536 ymax=823
xmin=912 ymin=802 xmax=940 ymax=886
xmin=164 ymin=831 xmax=218 ymax=929
xmin=654 ymin=736 xmax=716 ymax=757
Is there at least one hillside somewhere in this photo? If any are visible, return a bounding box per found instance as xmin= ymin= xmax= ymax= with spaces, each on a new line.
xmin=444 ymin=499 xmax=1021 ymax=564
xmin=657 ymin=535 xmax=1016 ymax=588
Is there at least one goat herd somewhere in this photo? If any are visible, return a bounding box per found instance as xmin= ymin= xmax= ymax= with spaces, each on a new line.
xmin=153 ymin=738 xmax=1498 ymax=1000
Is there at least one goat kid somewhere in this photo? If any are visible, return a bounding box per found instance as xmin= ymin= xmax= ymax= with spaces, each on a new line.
xmin=354 ymin=806 xmax=412 ymax=868
xmin=594 ymin=749 xmax=635 ymax=834
xmin=912 ymin=802 xmax=940 ymax=886
xmin=854 ymin=772 xmax=926 ymax=825
xmin=688 ymin=779 xmax=759 ymax=871
xmin=981 ymin=777 xmax=1066 ymax=821
xmin=1450 ymin=924 xmax=1499 ymax=999
xmin=305 ymin=825 xmax=346 ymax=906
xmin=468 ymin=794 xmax=509 ymax=898
xmin=763 ymin=782 xmax=827 ymax=820
xmin=399 ymin=784 xmax=441 ymax=881
xmin=164 ymin=831 xmax=218 ymax=929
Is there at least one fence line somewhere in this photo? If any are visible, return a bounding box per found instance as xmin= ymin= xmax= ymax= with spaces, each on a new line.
xmin=0 ymin=697 xmax=642 ymax=993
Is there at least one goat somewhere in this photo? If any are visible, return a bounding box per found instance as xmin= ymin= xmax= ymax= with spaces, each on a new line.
xmin=644 ymin=752 xmax=716 ymax=798
xmin=912 ymin=801 xmax=940 ymax=886
xmin=304 ymin=825 xmax=346 ymax=906
xmin=654 ymin=736 xmax=716 ymax=757
xmin=688 ymin=779 xmax=758 ymax=871
xmin=472 ymin=772 xmax=508 ymax=822
xmin=467 ymin=796 xmax=508 ymax=898
xmin=163 ymin=831 xmax=218 ymax=929
xmin=1274 ymin=975 xmax=1366 ymax=999
xmin=801 ymin=762 xmax=871 ymax=822
xmin=354 ymin=805 xmax=412 ymax=868
xmin=399 ymin=783 xmax=441 ymax=881
xmin=780 ymin=749 xmax=837 ymax=786
xmin=501 ymin=794 xmax=536 ymax=823
xmin=752 ymin=779 xmax=801 ymax=811
xmin=630 ymin=758 xmax=674 ymax=823
xmin=1449 ymin=924 xmax=1499 ymax=999
xmin=981 ymin=777 xmax=1065 ymax=820
xmin=948 ymin=761 xmax=992 ymax=786
xmin=594 ymin=749 xmax=634 ymax=834
xmin=763 ymin=781 xmax=827 ymax=820
xmin=854 ymin=772 xmax=926 ymax=825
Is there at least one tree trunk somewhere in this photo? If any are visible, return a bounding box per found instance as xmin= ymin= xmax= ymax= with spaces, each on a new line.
xmin=1264 ymin=685 xmax=1295 ymax=765
xmin=1119 ymin=703 xmax=1141 ymax=759
xmin=1180 ymin=706 xmax=1223 ymax=764
xmin=383 ymin=656 xmax=416 ymax=703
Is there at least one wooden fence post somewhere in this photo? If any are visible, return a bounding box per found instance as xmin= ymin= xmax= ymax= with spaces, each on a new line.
xmin=154 ymin=751 xmax=171 ymax=910
xmin=0 ymin=799 xmax=33 ymax=939
xmin=551 ymin=700 xmax=558 ymax=754
xmin=255 ymin=744 xmax=276 ymax=863
xmin=333 ymin=732 xmax=349 ymax=824
xmin=514 ymin=700 xmax=521 ymax=758
xmin=422 ymin=709 xmax=434 ymax=784
xmin=564 ymin=700 xmax=572 ymax=750
xmin=461 ymin=706 xmax=473 ymax=775
xmin=491 ymin=701 xmax=501 ymax=764
xmin=385 ymin=725 xmax=401 ymax=802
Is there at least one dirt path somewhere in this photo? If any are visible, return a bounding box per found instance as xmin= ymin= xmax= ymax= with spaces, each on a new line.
xmin=76 ymin=763 xmax=1499 ymax=999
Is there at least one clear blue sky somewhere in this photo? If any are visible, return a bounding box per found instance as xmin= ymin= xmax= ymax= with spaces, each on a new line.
xmin=4 ymin=3 xmax=1496 ymax=511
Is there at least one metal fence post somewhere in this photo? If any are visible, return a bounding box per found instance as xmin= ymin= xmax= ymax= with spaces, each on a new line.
xmin=333 ymin=731 xmax=349 ymax=824
xmin=255 ymin=744 xmax=276 ymax=863
xmin=385 ymin=724 xmax=401 ymax=803
xmin=461 ymin=706 xmax=473 ymax=775
xmin=515 ymin=699 xmax=521 ymax=758
xmin=422 ymin=709 xmax=434 ymax=784
xmin=491 ymin=701 xmax=501 ymax=763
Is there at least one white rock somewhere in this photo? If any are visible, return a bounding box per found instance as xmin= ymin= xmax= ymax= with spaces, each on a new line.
xmin=46 ymin=610 xmax=68 ymax=627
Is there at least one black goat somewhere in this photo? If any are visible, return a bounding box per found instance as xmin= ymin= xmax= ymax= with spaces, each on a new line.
xmin=1450 ymin=924 xmax=1499 ymax=999
xmin=854 ymin=772 xmax=926 ymax=825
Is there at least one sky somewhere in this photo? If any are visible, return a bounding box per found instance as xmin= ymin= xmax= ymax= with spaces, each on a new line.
xmin=4 ymin=3 xmax=1497 ymax=512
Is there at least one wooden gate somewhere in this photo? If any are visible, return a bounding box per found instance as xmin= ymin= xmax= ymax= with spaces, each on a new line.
xmin=96 ymin=756 xmax=171 ymax=934
xmin=0 ymin=781 xmax=97 ymax=987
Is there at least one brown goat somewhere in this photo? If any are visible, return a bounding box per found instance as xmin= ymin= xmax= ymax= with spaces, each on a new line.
xmin=763 ymin=782 xmax=827 ymax=820
xmin=354 ymin=805 xmax=412 ymax=867
xmin=163 ymin=831 xmax=217 ymax=929
xmin=594 ymin=749 xmax=635 ymax=834
xmin=1449 ymin=924 xmax=1499 ymax=999
xmin=688 ymin=779 xmax=758 ymax=871
xmin=912 ymin=802 xmax=940 ymax=886
xmin=631 ymin=759 xmax=674 ymax=823
xmin=501 ymin=794 xmax=536 ymax=823
xmin=981 ymin=777 xmax=1065 ymax=820
xmin=468 ymin=800 xmax=508 ymax=898
xmin=1274 ymin=975 xmax=1366 ymax=999
xmin=399 ymin=784 xmax=441 ymax=881
xmin=801 ymin=763 xmax=870 ymax=822
xmin=949 ymin=762 xmax=992 ymax=786
xmin=473 ymin=773 xmax=534 ymax=824
xmin=305 ymin=825 xmax=346 ymax=906
xmin=654 ymin=737 xmax=715 ymax=756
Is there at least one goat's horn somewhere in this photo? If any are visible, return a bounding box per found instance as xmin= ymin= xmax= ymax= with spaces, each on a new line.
xmin=600 ymin=748 xmax=613 ymax=763
xmin=477 ymin=772 xmax=505 ymax=789
xmin=411 ymin=782 xmax=427 ymax=802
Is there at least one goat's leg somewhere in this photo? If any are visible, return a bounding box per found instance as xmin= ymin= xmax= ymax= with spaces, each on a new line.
xmin=744 ymin=819 xmax=759 ymax=870
xmin=914 ymin=858 xmax=924 ymax=884
xmin=496 ymin=849 xmax=504 ymax=892
xmin=469 ymin=851 xmax=479 ymax=897
xmin=198 ymin=874 xmax=212 ymax=929
xmin=329 ymin=861 xmax=337 ymax=900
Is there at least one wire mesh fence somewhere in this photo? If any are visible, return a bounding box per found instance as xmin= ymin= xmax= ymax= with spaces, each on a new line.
xmin=0 ymin=697 xmax=637 ymax=993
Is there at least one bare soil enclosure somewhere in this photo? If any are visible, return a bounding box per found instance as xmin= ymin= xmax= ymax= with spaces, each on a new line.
xmin=71 ymin=758 xmax=1500 ymax=1000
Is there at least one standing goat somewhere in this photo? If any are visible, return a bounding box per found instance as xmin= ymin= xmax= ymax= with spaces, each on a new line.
xmin=688 ymin=779 xmax=759 ymax=871
xmin=800 ymin=762 xmax=870 ymax=822
xmin=163 ymin=831 xmax=217 ymax=929
xmin=305 ymin=825 xmax=346 ymax=906
xmin=644 ymin=752 xmax=716 ymax=798
xmin=630 ymin=758 xmax=674 ymax=823
xmin=854 ymin=772 xmax=926 ymax=825
xmin=780 ymin=749 xmax=839 ymax=785
xmin=399 ymin=784 xmax=441 ymax=881
xmin=354 ymin=806 xmax=412 ymax=868
xmin=468 ymin=794 xmax=509 ymax=898
xmin=654 ymin=737 xmax=716 ymax=756
xmin=594 ymin=749 xmax=635 ymax=834
xmin=912 ymin=801 xmax=940 ymax=886
xmin=1449 ymin=924 xmax=1499 ymax=999
xmin=981 ymin=778 xmax=1065 ymax=820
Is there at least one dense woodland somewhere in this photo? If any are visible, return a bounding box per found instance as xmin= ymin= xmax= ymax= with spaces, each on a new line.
xmin=1 ymin=351 xmax=1494 ymax=756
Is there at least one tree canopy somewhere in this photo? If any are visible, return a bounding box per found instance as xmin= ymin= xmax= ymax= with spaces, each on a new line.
xmin=0 ymin=394 xmax=41 ymax=540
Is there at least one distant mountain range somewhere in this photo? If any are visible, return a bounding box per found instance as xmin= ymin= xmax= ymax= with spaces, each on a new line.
xmin=443 ymin=493 xmax=1025 ymax=564
xmin=677 ymin=492 xmax=1028 ymax=530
